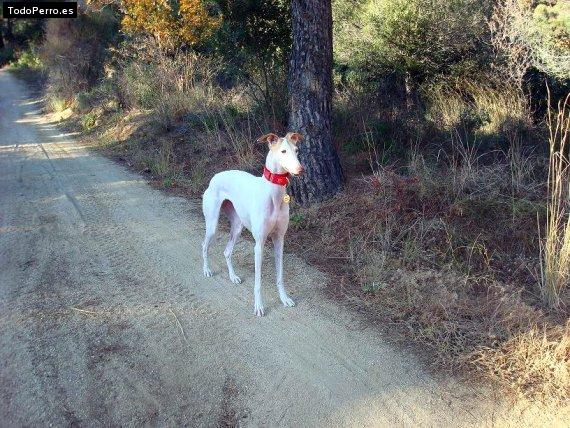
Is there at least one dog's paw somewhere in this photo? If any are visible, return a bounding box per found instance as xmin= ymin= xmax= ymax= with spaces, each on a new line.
xmin=229 ymin=273 xmax=242 ymax=284
xmin=203 ymin=267 xmax=213 ymax=277
xmin=254 ymin=301 xmax=265 ymax=317
xmin=281 ymin=295 xmax=295 ymax=307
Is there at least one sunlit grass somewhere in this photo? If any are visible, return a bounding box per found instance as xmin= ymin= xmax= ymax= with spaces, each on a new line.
xmin=539 ymin=90 xmax=570 ymax=309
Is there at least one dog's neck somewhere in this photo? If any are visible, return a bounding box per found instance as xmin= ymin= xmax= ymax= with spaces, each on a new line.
xmin=263 ymin=151 xmax=288 ymax=205
xmin=264 ymin=150 xmax=287 ymax=176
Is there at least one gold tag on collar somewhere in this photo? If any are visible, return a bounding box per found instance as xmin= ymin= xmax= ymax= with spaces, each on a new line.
xmin=283 ymin=194 xmax=291 ymax=204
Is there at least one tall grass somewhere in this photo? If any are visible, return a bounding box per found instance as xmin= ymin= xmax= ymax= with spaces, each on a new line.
xmin=539 ymin=90 xmax=570 ymax=309
xmin=117 ymin=47 xmax=222 ymax=128
xmin=424 ymin=82 xmax=532 ymax=141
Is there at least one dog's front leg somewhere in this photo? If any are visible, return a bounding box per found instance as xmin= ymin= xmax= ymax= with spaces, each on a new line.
xmin=253 ymin=238 xmax=265 ymax=316
xmin=273 ymin=234 xmax=295 ymax=307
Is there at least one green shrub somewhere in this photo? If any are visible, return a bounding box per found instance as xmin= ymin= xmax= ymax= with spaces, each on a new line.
xmin=490 ymin=0 xmax=570 ymax=84
xmin=213 ymin=0 xmax=290 ymax=64
xmin=119 ymin=62 xmax=160 ymax=109
xmin=81 ymin=112 xmax=98 ymax=130
xmin=74 ymin=80 xmax=119 ymax=113
xmin=334 ymin=0 xmax=491 ymax=84
xmin=117 ymin=39 xmax=236 ymax=132
xmin=75 ymin=91 xmax=93 ymax=112
xmin=11 ymin=48 xmax=42 ymax=70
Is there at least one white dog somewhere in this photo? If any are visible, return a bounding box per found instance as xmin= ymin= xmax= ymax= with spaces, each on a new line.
xmin=202 ymin=132 xmax=304 ymax=316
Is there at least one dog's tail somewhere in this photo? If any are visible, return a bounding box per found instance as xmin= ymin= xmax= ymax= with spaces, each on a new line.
xmin=203 ymin=179 xmax=227 ymax=234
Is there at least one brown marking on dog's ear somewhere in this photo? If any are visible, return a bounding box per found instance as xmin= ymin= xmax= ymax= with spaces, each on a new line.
xmin=257 ymin=133 xmax=279 ymax=144
xmin=285 ymin=132 xmax=304 ymax=144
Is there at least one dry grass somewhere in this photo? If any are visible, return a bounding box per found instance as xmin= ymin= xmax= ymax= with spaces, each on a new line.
xmin=470 ymin=83 xmax=532 ymax=137
xmin=539 ymin=91 xmax=570 ymax=309
xmin=117 ymin=43 xmax=223 ymax=131
xmin=472 ymin=321 xmax=570 ymax=404
xmin=507 ymin=136 xmax=538 ymax=195
xmin=424 ymin=81 xmax=533 ymax=143
xmin=109 ymin=39 xmax=275 ymax=173
xmin=201 ymin=106 xmax=260 ymax=169
xmin=65 ymin=37 xmax=278 ymax=194
xmin=284 ymin=138 xmax=568 ymax=403
xmin=425 ymin=86 xmax=468 ymax=132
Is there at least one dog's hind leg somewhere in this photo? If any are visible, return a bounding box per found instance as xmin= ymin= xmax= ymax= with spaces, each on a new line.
xmin=202 ymin=188 xmax=222 ymax=277
xmin=222 ymin=201 xmax=243 ymax=284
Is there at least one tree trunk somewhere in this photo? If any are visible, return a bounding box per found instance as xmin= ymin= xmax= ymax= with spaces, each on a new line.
xmin=288 ymin=0 xmax=342 ymax=205
xmin=404 ymin=71 xmax=416 ymax=112
xmin=5 ymin=18 xmax=13 ymax=43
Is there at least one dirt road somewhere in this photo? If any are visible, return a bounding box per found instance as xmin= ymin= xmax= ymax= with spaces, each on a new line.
xmin=0 ymin=70 xmax=550 ymax=427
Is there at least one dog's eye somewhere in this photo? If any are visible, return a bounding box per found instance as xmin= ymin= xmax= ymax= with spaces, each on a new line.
xmin=281 ymin=150 xmax=287 ymax=154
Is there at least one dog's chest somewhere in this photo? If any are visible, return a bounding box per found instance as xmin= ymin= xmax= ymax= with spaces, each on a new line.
xmin=266 ymin=196 xmax=289 ymax=228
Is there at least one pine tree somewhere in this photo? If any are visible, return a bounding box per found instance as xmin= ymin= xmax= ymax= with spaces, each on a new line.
xmin=288 ymin=0 xmax=342 ymax=204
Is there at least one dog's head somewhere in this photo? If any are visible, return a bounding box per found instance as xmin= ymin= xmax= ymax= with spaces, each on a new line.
xmin=257 ymin=132 xmax=304 ymax=175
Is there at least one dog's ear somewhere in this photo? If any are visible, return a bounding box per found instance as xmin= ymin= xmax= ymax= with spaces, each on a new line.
xmin=257 ymin=133 xmax=279 ymax=145
xmin=285 ymin=132 xmax=304 ymax=145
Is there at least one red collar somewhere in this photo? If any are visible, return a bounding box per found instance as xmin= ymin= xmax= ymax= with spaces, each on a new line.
xmin=263 ymin=166 xmax=290 ymax=186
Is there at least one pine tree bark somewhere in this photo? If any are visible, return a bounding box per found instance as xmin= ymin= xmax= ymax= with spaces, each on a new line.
xmin=288 ymin=0 xmax=342 ymax=205
xmin=404 ymin=71 xmax=416 ymax=111
xmin=5 ymin=18 xmax=13 ymax=43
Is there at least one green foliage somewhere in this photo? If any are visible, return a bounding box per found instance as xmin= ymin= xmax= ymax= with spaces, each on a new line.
xmin=362 ymin=281 xmax=386 ymax=294
xmin=212 ymin=0 xmax=291 ymax=63
xmin=489 ymin=0 xmax=570 ymax=84
xmin=120 ymin=61 xmax=160 ymax=109
xmin=334 ymin=0 xmax=492 ymax=83
xmin=11 ymin=47 xmax=42 ymax=70
xmin=531 ymin=1 xmax=570 ymax=79
xmin=289 ymin=212 xmax=305 ymax=227
xmin=74 ymin=81 xmax=119 ymax=113
xmin=0 ymin=1 xmax=44 ymax=66
xmin=0 ymin=0 xmax=46 ymax=68
xmin=205 ymin=1 xmax=290 ymax=113
xmin=8 ymin=18 xmax=44 ymax=46
xmin=82 ymin=112 xmax=98 ymax=130
xmin=163 ymin=177 xmax=175 ymax=187
xmin=534 ymin=2 xmax=570 ymax=46
xmin=75 ymin=91 xmax=94 ymax=113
